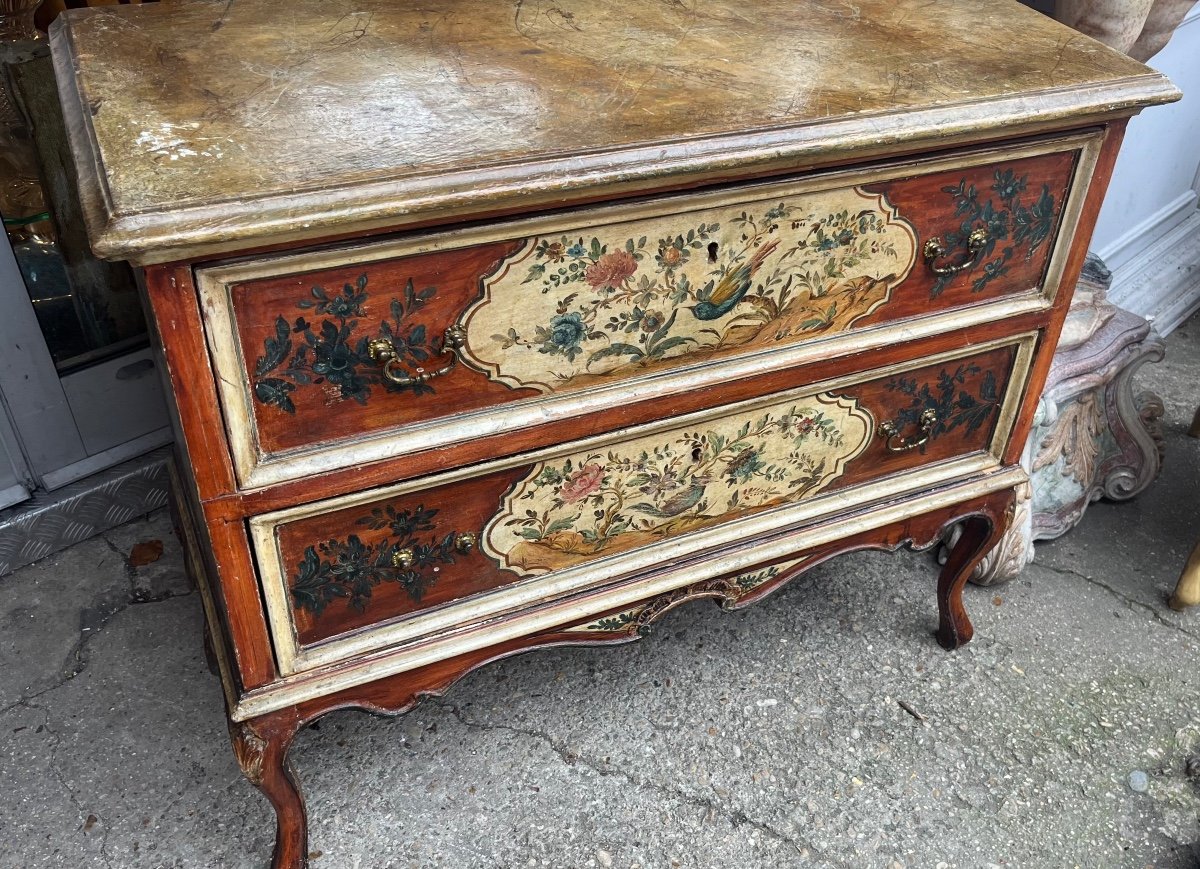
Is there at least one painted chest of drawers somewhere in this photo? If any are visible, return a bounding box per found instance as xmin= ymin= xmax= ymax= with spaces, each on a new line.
xmin=50 ymin=1 xmax=1177 ymax=865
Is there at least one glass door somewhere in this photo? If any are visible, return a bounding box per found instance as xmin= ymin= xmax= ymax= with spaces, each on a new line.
xmin=0 ymin=0 xmax=168 ymax=510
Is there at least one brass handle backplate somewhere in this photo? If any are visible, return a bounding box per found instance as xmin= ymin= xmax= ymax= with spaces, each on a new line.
xmin=879 ymin=408 xmax=938 ymax=452
xmin=390 ymin=532 xmax=477 ymax=569
xmin=923 ymin=227 xmax=989 ymax=276
xmin=368 ymin=325 xmax=468 ymax=387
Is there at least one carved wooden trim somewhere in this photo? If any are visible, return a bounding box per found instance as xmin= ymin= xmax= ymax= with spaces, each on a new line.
xmin=229 ymin=721 xmax=269 ymax=787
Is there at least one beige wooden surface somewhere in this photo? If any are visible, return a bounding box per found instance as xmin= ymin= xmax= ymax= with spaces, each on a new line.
xmin=49 ymin=0 xmax=1178 ymax=263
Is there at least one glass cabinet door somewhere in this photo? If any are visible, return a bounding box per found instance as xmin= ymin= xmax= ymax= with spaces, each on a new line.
xmin=0 ymin=2 xmax=168 ymax=507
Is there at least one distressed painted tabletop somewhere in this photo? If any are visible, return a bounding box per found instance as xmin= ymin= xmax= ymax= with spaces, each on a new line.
xmin=50 ymin=0 xmax=1178 ymax=263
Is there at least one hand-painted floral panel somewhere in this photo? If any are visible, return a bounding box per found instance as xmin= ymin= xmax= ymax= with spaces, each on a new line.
xmin=461 ymin=187 xmax=918 ymax=391
xmin=482 ymin=393 xmax=872 ymax=573
xmin=270 ymin=341 xmax=1018 ymax=648
xmin=223 ymin=150 xmax=1070 ymax=473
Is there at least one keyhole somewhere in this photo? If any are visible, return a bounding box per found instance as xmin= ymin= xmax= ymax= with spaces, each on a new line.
xmin=707 ymin=241 xmax=719 ymax=263
xmin=692 ymin=445 xmax=703 ymax=462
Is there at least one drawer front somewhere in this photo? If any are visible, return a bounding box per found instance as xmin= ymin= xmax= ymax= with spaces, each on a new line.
xmin=251 ymin=336 xmax=1034 ymax=674
xmin=202 ymin=134 xmax=1098 ymax=489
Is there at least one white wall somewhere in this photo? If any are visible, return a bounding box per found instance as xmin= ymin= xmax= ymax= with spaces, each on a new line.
xmin=1092 ymin=7 xmax=1200 ymax=333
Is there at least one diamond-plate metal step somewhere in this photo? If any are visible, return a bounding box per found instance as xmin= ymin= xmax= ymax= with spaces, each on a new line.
xmin=0 ymin=447 xmax=172 ymax=576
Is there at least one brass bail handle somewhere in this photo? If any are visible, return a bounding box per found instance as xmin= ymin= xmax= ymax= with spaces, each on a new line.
xmin=879 ymin=408 xmax=938 ymax=453
xmin=922 ymin=227 xmax=989 ymax=276
xmin=392 ymin=532 xmax=478 ymax=569
xmin=367 ymin=325 xmax=468 ymax=387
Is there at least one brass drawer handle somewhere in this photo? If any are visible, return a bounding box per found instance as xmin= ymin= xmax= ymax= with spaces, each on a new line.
xmin=879 ymin=408 xmax=938 ymax=452
xmin=368 ymin=325 xmax=467 ymax=387
xmin=922 ymin=227 xmax=989 ymax=276
xmin=391 ymin=532 xmax=477 ymax=568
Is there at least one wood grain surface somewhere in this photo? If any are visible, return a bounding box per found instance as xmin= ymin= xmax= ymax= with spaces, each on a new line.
xmin=49 ymin=0 xmax=1177 ymax=262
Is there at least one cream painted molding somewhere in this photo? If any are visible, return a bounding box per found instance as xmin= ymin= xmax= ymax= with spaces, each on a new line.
xmin=1095 ymin=189 xmax=1198 ymax=271
xmin=1107 ymin=208 xmax=1200 ymax=335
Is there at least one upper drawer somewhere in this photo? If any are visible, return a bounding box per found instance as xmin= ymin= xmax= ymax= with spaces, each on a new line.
xmin=250 ymin=334 xmax=1035 ymax=675
xmin=200 ymin=133 xmax=1100 ymax=489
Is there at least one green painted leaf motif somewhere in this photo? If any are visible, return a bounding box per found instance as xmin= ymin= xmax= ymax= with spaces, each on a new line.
xmin=253 ymin=378 xmax=296 ymax=414
xmin=289 ymin=504 xmax=470 ymax=620
xmin=251 ymin=273 xmax=444 ymax=415
xmin=586 ymin=342 xmax=644 ymax=365
xmin=884 ymin=363 xmax=1002 ymax=448
xmin=931 ymin=167 xmax=1057 ymax=298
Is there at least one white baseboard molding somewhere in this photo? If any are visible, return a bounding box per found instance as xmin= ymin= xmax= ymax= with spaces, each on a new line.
xmin=1095 ymin=190 xmax=1198 ymax=272
xmin=1107 ymin=209 xmax=1200 ymax=336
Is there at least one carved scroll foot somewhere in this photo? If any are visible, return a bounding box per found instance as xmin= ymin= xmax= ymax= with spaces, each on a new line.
xmin=936 ymin=494 xmax=1013 ymax=650
xmin=1169 ymin=542 xmax=1200 ymax=611
xmin=230 ymin=713 xmax=308 ymax=869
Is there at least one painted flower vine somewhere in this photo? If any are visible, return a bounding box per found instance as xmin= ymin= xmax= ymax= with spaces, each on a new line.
xmin=290 ymin=504 xmax=467 ymax=618
xmin=481 ymin=191 xmax=912 ymax=387
xmin=884 ymin=363 xmax=1002 ymax=450
xmin=931 ymin=168 xmax=1057 ymax=297
xmin=252 ymin=273 xmax=444 ymax=413
xmin=579 ymin=561 xmax=796 ymax=632
xmin=493 ymin=398 xmax=868 ymax=572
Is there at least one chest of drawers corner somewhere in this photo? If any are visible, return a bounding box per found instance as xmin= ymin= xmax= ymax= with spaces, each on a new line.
xmin=50 ymin=0 xmax=1179 ymax=864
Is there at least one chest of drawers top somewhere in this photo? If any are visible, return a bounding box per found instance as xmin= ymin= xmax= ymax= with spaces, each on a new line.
xmin=52 ymin=0 xmax=1175 ymax=266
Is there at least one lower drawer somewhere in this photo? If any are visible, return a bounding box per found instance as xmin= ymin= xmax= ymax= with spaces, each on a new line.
xmin=250 ymin=334 xmax=1035 ymax=674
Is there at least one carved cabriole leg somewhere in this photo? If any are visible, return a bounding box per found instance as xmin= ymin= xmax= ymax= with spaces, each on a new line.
xmin=936 ymin=493 xmax=1014 ymax=650
xmin=230 ymin=711 xmax=308 ymax=869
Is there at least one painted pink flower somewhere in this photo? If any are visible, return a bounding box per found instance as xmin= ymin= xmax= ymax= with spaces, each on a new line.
xmin=560 ymin=463 xmax=605 ymax=503
xmin=585 ymin=250 xmax=638 ymax=289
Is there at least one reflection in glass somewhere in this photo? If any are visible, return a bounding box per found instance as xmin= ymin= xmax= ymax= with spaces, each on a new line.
xmin=0 ymin=0 xmax=147 ymax=372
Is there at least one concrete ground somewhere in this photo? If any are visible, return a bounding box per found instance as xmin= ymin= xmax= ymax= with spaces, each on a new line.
xmin=2 ymin=317 xmax=1200 ymax=869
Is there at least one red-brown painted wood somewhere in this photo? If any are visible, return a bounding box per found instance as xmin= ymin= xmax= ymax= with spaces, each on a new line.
xmin=229 ymin=486 xmax=1015 ymax=869
xmin=142 ymin=265 xmax=237 ymax=501
xmin=273 ymin=342 xmax=1017 ymax=648
xmin=1002 ymin=121 xmax=1129 ymax=465
xmin=226 ymin=150 xmax=1073 ymax=464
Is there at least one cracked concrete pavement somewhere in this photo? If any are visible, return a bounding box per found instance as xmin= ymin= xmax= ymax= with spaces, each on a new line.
xmin=2 ymin=316 xmax=1199 ymax=868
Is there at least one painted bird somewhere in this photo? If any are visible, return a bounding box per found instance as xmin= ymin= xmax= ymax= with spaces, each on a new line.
xmin=632 ymin=480 xmax=707 ymax=518
xmin=690 ymin=238 xmax=781 ymax=321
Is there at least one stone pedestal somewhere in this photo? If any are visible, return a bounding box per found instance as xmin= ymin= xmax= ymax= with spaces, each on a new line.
xmin=943 ymin=255 xmax=1166 ymax=584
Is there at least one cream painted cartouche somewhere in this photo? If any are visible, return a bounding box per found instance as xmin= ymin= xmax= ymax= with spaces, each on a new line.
xmin=483 ymin=393 xmax=872 ymax=572
xmin=463 ymin=187 xmax=915 ymax=391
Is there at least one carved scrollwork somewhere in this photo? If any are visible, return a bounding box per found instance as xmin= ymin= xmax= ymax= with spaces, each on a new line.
xmin=229 ymin=721 xmax=269 ymax=787
xmin=631 ymin=577 xmax=742 ymax=635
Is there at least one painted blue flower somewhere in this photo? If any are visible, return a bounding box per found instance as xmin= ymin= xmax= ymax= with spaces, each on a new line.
xmin=566 ymin=242 xmax=587 ymax=257
xmin=547 ymin=312 xmax=587 ymax=355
